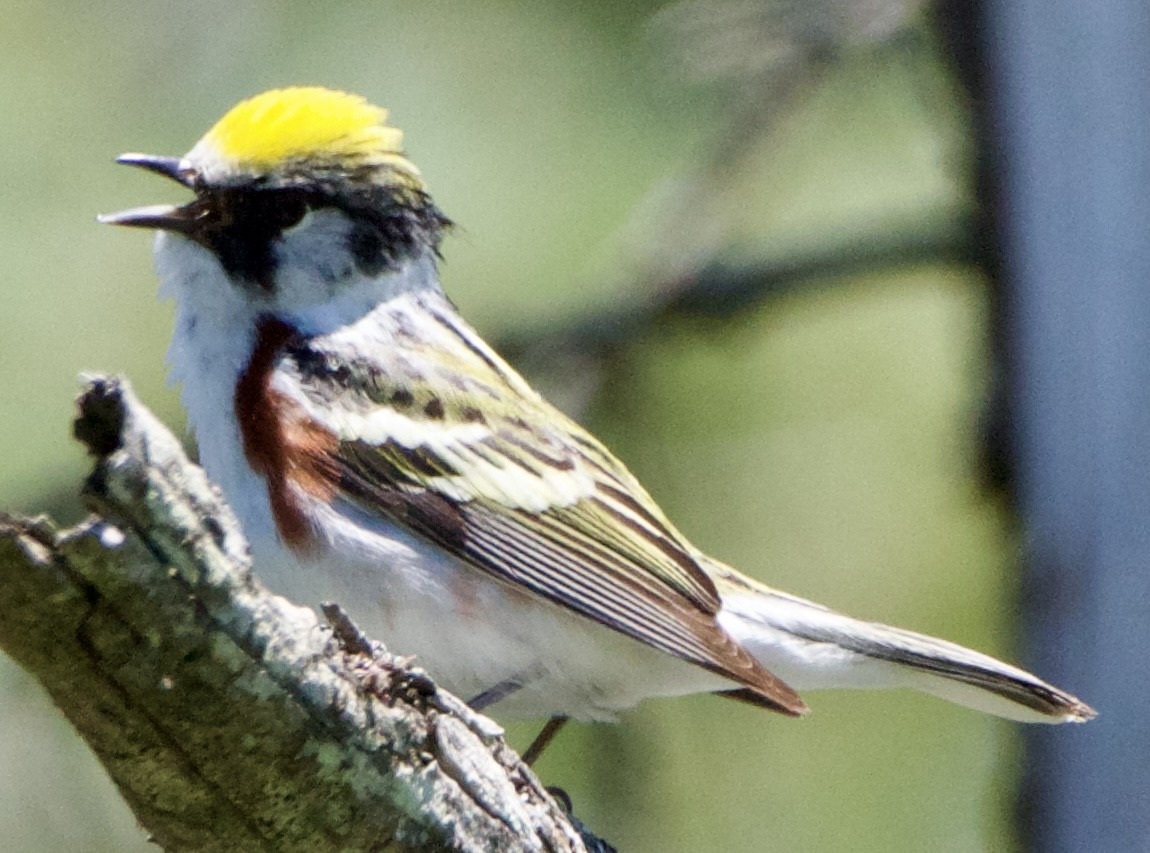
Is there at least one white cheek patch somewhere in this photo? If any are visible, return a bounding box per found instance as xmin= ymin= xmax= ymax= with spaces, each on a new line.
xmin=272 ymin=251 xmax=441 ymax=342
xmin=274 ymin=209 xmax=357 ymax=302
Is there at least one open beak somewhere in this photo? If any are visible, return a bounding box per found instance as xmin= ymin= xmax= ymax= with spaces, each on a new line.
xmin=98 ymin=153 xmax=203 ymax=233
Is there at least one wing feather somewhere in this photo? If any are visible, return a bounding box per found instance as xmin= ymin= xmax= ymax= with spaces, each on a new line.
xmin=278 ymin=296 xmax=806 ymax=714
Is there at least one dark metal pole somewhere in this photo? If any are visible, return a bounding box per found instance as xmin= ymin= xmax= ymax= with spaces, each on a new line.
xmin=987 ymin=1 xmax=1150 ymax=849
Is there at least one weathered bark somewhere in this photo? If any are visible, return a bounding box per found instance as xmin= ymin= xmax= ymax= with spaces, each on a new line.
xmin=0 ymin=375 xmax=592 ymax=853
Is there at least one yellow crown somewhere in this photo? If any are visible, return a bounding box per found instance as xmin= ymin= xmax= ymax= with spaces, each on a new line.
xmin=191 ymin=87 xmax=422 ymax=185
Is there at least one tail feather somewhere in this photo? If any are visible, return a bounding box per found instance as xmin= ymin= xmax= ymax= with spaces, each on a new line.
xmin=710 ymin=565 xmax=1095 ymax=724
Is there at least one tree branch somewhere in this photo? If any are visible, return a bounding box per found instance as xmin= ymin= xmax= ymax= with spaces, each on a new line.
xmin=0 ymin=375 xmax=593 ymax=853
xmin=496 ymin=211 xmax=973 ymax=417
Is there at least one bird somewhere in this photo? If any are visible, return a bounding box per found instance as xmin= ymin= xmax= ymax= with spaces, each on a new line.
xmin=100 ymin=87 xmax=1094 ymax=753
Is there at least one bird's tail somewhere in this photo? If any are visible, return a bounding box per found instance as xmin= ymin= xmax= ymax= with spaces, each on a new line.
xmin=709 ymin=562 xmax=1095 ymax=724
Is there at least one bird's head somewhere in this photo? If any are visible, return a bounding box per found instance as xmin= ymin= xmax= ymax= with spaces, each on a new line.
xmin=102 ymin=87 xmax=450 ymax=305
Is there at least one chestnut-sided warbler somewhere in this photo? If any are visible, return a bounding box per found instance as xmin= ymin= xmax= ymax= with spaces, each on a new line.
xmin=101 ymin=87 xmax=1093 ymax=733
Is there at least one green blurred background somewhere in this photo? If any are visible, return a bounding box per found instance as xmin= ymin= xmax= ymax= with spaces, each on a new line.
xmin=0 ymin=2 xmax=1026 ymax=850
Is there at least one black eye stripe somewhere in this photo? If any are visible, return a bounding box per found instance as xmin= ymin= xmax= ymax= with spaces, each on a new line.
xmin=210 ymin=187 xmax=321 ymax=229
xmin=186 ymin=183 xmax=450 ymax=291
xmin=188 ymin=187 xmax=323 ymax=289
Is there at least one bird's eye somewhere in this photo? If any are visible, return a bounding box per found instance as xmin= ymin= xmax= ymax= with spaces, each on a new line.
xmin=271 ymin=190 xmax=309 ymax=231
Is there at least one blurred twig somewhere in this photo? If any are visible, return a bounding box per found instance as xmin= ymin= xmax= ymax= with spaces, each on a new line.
xmin=634 ymin=0 xmax=932 ymax=304
xmin=0 ymin=376 xmax=591 ymax=853
xmin=501 ymin=0 xmax=952 ymax=412
xmin=498 ymin=208 xmax=973 ymax=396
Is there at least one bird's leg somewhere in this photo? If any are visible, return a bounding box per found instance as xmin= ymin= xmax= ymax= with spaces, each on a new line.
xmin=521 ymin=715 xmax=569 ymax=766
xmin=466 ymin=674 xmax=569 ymax=765
xmin=467 ymin=677 xmax=524 ymax=711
